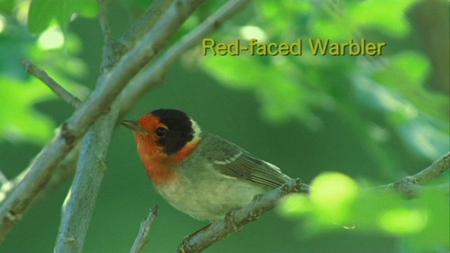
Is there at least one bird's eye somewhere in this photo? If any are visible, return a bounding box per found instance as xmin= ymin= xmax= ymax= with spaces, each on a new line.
xmin=155 ymin=126 xmax=168 ymax=137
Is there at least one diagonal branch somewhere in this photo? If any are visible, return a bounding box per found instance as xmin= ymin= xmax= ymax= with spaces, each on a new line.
xmin=21 ymin=58 xmax=82 ymax=109
xmin=410 ymin=151 xmax=449 ymax=184
xmin=55 ymin=0 xmax=208 ymax=251
xmin=0 ymin=0 xmax=207 ymax=243
xmin=178 ymin=152 xmax=449 ymax=252
xmin=98 ymin=0 xmax=112 ymax=42
xmin=0 ymin=0 xmax=251 ymax=243
xmin=177 ymin=179 xmax=308 ymax=253
xmin=121 ymin=0 xmax=253 ymax=116
xmin=377 ymin=152 xmax=450 ymax=197
xmin=0 ymin=1 xmax=249 ymax=238
xmin=120 ymin=0 xmax=175 ymax=51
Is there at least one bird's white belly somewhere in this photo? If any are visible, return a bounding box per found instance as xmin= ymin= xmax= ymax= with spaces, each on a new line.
xmin=155 ymin=174 xmax=266 ymax=221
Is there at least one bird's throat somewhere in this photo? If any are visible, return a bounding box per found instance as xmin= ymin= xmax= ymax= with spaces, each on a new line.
xmin=135 ymin=134 xmax=199 ymax=185
xmin=141 ymin=154 xmax=177 ymax=186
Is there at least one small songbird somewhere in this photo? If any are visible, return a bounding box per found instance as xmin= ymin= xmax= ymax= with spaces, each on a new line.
xmin=121 ymin=109 xmax=291 ymax=221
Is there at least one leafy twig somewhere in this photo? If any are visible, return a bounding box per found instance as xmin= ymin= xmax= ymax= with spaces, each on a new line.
xmin=130 ymin=206 xmax=159 ymax=253
xmin=21 ymin=58 xmax=82 ymax=109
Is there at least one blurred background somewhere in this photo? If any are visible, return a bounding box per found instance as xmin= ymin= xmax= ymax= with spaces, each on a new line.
xmin=0 ymin=0 xmax=448 ymax=252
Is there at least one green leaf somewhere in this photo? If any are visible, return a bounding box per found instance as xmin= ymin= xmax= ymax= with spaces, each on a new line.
xmin=348 ymin=0 xmax=417 ymax=37
xmin=28 ymin=0 xmax=62 ymax=34
xmin=72 ymin=0 xmax=99 ymax=18
xmin=28 ymin=0 xmax=99 ymax=34
xmin=377 ymin=208 xmax=427 ymax=234
xmin=309 ymin=172 xmax=359 ymax=225
xmin=408 ymin=189 xmax=450 ymax=250
xmin=0 ymin=76 xmax=56 ymax=143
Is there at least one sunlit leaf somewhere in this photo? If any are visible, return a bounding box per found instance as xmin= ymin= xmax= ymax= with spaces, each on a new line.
xmin=407 ymin=188 xmax=450 ymax=250
xmin=0 ymin=76 xmax=56 ymax=143
xmin=278 ymin=193 xmax=311 ymax=218
xmin=310 ymin=172 xmax=359 ymax=224
xmin=28 ymin=0 xmax=99 ymax=34
xmin=348 ymin=0 xmax=416 ymax=37
xmin=378 ymin=208 xmax=427 ymax=234
xmin=72 ymin=0 xmax=99 ymax=18
xmin=28 ymin=0 xmax=56 ymax=34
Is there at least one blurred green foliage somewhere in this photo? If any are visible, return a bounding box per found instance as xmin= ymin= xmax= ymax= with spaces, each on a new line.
xmin=28 ymin=0 xmax=98 ymax=34
xmin=279 ymin=172 xmax=449 ymax=252
xmin=0 ymin=0 xmax=448 ymax=252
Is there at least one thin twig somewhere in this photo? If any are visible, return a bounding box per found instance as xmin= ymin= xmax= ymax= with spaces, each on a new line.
xmin=130 ymin=206 xmax=159 ymax=253
xmin=178 ymin=152 xmax=450 ymax=252
xmin=412 ymin=152 xmax=449 ymax=184
xmin=98 ymin=0 xmax=122 ymax=72
xmin=377 ymin=152 xmax=450 ymax=197
xmin=120 ymin=0 xmax=175 ymax=51
xmin=0 ymin=0 xmax=207 ymax=243
xmin=0 ymin=1 xmax=252 ymax=246
xmin=121 ymin=0 xmax=252 ymax=116
xmin=98 ymin=0 xmax=112 ymax=42
xmin=0 ymin=0 xmax=251 ymax=214
xmin=21 ymin=58 xmax=82 ymax=109
xmin=177 ymin=179 xmax=307 ymax=253
xmin=55 ymin=0 xmax=209 ymax=252
xmin=102 ymin=0 xmax=175 ymax=69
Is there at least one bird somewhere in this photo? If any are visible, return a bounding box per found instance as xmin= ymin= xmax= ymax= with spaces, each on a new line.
xmin=121 ymin=109 xmax=292 ymax=221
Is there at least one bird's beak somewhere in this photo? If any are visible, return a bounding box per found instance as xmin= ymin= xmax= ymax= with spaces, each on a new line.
xmin=120 ymin=120 xmax=148 ymax=134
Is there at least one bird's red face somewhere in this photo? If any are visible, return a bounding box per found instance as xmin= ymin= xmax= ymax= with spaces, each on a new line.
xmin=121 ymin=109 xmax=201 ymax=185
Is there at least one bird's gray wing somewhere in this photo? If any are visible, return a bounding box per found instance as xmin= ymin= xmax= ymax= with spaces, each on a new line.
xmin=200 ymin=134 xmax=291 ymax=188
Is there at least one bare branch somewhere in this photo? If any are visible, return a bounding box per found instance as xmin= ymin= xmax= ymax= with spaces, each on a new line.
xmin=411 ymin=152 xmax=449 ymax=184
xmin=54 ymin=102 xmax=120 ymax=252
xmin=130 ymin=205 xmax=159 ymax=253
xmin=120 ymin=0 xmax=175 ymax=51
xmin=55 ymin=0 xmax=208 ymax=252
xmin=21 ymin=58 xmax=82 ymax=109
xmin=177 ymin=179 xmax=308 ymax=253
xmin=100 ymin=0 xmax=175 ymax=69
xmin=0 ymin=0 xmax=207 ymax=242
xmin=98 ymin=0 xmax=112 ymax=42
xmin=121 ymin=0 xmax=252 ymax=116
xmin=178 ymin=151 xmax=449 ymax=252
xmin=1 ymin=0 xmax=252 ymax=218
xmin=98 ymin=0 xmax=123 ymax=72
xmin=377 ymin=152 xmax=450 ymax=197
xmin=0 ymin=144 xmax=79 ymax=213
xmin=0 ymin=1 xmax=252 ymax=245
